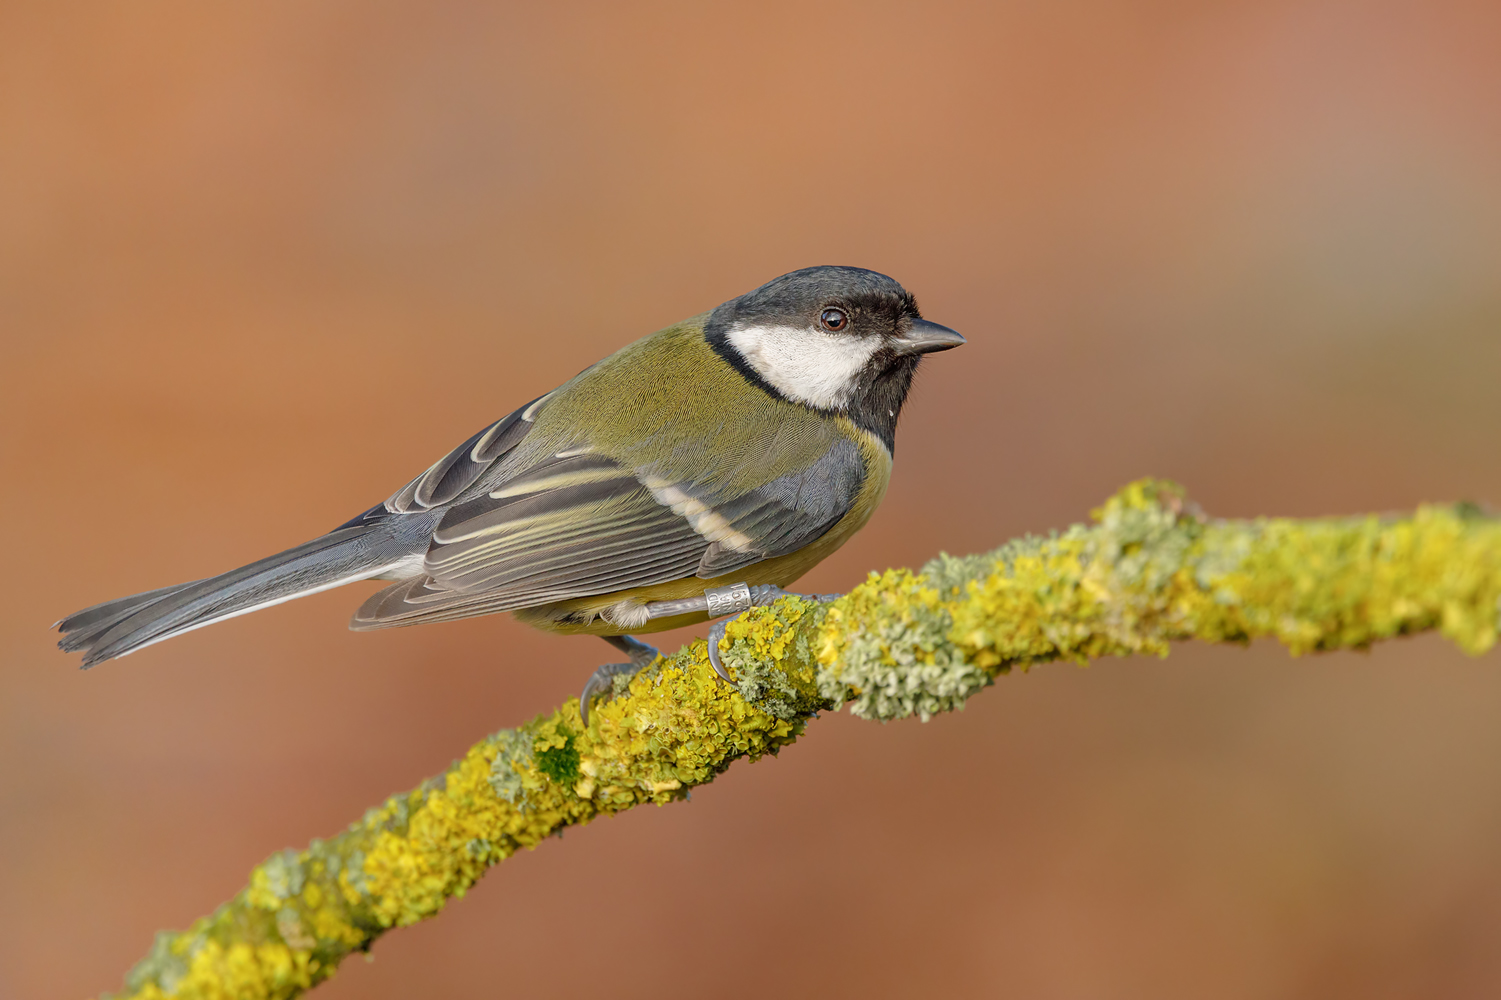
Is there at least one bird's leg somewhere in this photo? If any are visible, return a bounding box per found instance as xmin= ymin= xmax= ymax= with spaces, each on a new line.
xmin=704 ymin=584 xmax=842 ymax=683
xmin=625 ymin=583 xmax=841 ymax=686
xmin=580 ymin=635 xmax=661 ymax=727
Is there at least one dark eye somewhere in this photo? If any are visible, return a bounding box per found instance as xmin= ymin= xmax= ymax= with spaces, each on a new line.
xmin=819 ymin=307 xmax=849 ymax=331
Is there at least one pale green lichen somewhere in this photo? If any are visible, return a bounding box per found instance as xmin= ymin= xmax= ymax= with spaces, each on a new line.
xmin=110 ymin=479 xmax=1501 ymax=1000
xmin=814 ymin=570 xmax=992 ymax=721
xmin=922 ymin=532 xmax=1059 ymax=595
xmin=253 ymin=851 xmax=305 ymax=903
xmin=123 ymin=932 xmax=189 ymax=997
xmin=485 ymin=729 xmax=531 ymax=803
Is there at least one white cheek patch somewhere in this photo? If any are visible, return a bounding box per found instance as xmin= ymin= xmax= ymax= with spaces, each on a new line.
xmin=724 ymin=323 xmax=880 ymax=410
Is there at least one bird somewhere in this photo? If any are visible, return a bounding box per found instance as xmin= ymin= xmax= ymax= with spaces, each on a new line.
xmin=55 ymin=265 xmax=965 ymax=721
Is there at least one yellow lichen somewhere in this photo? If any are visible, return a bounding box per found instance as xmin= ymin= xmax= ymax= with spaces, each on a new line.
xmin=110 ymin=480 xmax=1501 ymax=999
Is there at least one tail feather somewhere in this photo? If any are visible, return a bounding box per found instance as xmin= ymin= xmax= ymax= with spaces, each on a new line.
xmin=58 ymin=525 xmax=414 ymax=667
xmin=57 ymin=581 xmax=204 ymax=653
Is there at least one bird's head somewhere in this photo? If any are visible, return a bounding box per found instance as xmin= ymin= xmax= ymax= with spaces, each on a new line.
xmin=706 ymin=265 xmax=964 ymax=449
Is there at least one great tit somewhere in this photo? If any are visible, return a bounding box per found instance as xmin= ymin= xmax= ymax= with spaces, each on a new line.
xmin=56 ymin=266 xmax=964 ymax=717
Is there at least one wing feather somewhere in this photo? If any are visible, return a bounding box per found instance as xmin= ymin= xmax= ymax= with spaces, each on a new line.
xmin=385 ymin=395 xmax=549 ymax=515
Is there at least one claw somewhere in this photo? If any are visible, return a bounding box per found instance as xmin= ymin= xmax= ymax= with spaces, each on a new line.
xmin=579 ymin=667 xmax=621 ymax=727
xmin=706 ymin=620 xmax=733 ymax=683
xmin=702 ymin=586 xmax=843 ymax=685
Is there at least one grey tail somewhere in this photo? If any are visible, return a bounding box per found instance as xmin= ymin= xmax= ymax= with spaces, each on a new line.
xmin=57 ymin=525 xmax=409 ymax=667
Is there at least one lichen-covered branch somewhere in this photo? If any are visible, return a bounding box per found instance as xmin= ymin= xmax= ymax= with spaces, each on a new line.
xmin=113 ymin=480 xmax=1501 ymax=1000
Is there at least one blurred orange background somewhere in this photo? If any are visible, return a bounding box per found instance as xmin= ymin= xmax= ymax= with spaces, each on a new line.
xmin=5 ymin=2 xmax=1501 ymax=997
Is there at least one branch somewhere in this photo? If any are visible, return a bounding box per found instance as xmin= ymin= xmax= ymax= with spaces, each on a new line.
xmin=112 ymin=479 xmax=1501 ymax=999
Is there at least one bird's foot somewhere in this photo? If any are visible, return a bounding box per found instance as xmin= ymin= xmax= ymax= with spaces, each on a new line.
xmin=580 ymin=635 xmax=660 ymax=727
xmin=705 ymin=585 xmax=842 ymax=683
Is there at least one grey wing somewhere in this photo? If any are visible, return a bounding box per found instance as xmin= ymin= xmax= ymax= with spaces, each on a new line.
xmin=350 ymin=435 xmax=866 ymax=629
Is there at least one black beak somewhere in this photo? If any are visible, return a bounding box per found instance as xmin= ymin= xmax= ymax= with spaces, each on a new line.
xmin=892 ymin=318 xmax=966 ymax=355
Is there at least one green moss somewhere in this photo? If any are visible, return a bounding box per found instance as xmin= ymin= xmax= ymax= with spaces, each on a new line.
xmin=533 ymin=731 xmax=581 ymax=786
